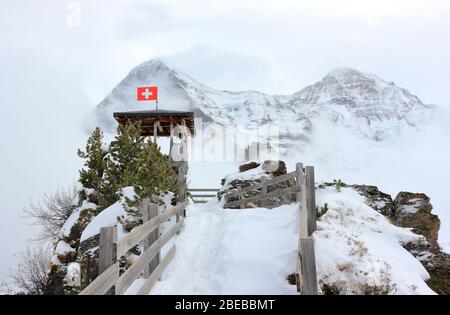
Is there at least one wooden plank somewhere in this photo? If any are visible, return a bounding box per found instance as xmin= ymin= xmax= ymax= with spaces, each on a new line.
xmin=143 ymin=202 xmax=160 ymax=278
xmin=225 ymin=185 xmax=301 ymax=208
xmin=98 ymin=226 xmax=117 ymax=295
xmin=295 ymin=251 xmax=302 ymax=293
xmin=191 ymin=194 xmax=217 ymax=198
xmin=137 ymin=245 xmax=176 ymax=295
xmin=263 ymin=171 xmax=296 ymax=186
xmin=295 ymin=163 xmax=304 ymax=203
xmin=223 ymin=183 xmax=263 ymax=198
xmin=300 ymin=238 xmax=318 ymax=295
xmin=115 ymin=218 xmax=184 ymax=295
xmin=224 ymin=171 xmax=297 ymax=198
xmin=295 ymin=163 xmax=304 ymax=293
xmin=99 ymin=226 xmax=117 ymax=273
xmin=79 ymin=262 xmax=119 ymax=295
xmin=148 ymin=203 xmax=160 ymax=275
xmin=305 ymin=166 xmax=317 ymax=236
xmin=117 ymin=202 xmax=186 ymax=256
xmin=300 ymin=167 xmax=308 ymax=240
xmin=169 ymin=122 xmax=174 ymax=163
xmin=193 ymin=200 xmax=208 ymax=204
xmin=178 ymin=163 xmax=186 ymax=220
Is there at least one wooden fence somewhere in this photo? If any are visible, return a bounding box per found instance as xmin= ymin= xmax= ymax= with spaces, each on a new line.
xmin=223 ymin=171 xmax=299 ymax=209
xmin=222 ymin=162 xmax=318 ymax=295
xmin=79 ymin=200 xmax=187 ymax=295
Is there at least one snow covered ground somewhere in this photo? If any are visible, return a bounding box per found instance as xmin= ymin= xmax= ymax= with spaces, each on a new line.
xmin=139 ymin=201 xmax=298 ymax=295
xmin=125 ymin=187 xmax=435 ymax=295
xmin=315 ymin=187 xmax=434 ymax=295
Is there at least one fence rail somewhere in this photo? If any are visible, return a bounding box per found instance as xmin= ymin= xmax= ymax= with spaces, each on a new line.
xmin=79 ymin=200 xmax=187 ymax=295
xmin=222 ymin=162 xmax=318 ymax=295
xmin=190 ymin=188 xmax=220 ymax=204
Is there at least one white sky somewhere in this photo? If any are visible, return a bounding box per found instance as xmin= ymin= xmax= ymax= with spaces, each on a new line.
xmin=1 ymin=0 xmax=450 ymax=282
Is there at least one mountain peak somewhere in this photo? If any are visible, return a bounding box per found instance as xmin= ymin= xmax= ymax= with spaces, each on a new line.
xmin=325 ymin=67 xmax=379 ymax=81
xmin=129 ymin=58 xmax=171 ymax=76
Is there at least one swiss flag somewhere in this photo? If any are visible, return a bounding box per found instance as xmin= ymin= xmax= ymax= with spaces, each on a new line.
xmin=137 ymin=86 xmax=158 ymax=101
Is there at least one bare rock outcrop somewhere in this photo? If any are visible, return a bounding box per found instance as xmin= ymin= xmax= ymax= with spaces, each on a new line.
xmin=392 ymin=192 xmax=440 ymax=251
xmin=219 ymin=160 xmax=294 ymax=209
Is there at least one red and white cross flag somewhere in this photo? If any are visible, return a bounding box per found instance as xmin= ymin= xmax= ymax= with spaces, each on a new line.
xmin=137 ymin=86 xmax=158 ymax=101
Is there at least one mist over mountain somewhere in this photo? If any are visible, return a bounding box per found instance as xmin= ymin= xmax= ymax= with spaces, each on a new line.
xmin=95 ymin=59 xmax=437 ymax=142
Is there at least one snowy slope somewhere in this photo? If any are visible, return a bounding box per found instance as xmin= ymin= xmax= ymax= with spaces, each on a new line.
xmin=95 ymin=59 xmax=436 ymax=141
xmin=315 ymin=187 xmax=434 ymax=294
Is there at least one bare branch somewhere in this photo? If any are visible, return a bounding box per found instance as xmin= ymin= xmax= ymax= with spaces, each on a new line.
xmin=24 ymin=185 xmax=79 ymax=241
xmin=9 ymin=245 xmax=51 ymax=295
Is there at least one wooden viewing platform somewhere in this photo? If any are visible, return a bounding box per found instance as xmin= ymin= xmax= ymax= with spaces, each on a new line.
xmin=113 ymin=109 xmax=195 ymax=137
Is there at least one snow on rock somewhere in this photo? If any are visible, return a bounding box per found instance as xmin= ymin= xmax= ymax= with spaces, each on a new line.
xmin=55 ymin=240 xmax=74 ymax=255
xmin=80 ymin=201 xmax=126 ymax=242
xmin=66 ymin=262 xmax=81 ymax=287
xmin=60 ymin=200 xmax=97 ymax=238
xmin=220 ymin=165 xmax=268 ymax=191
xmin=79 ymin=188 xmax=135 ymax=242
xmin=314 ymin=187 xmax=435 ymax=295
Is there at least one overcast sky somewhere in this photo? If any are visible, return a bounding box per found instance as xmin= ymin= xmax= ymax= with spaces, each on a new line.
xmin=1 ymin=0 xmax=450 ymax=283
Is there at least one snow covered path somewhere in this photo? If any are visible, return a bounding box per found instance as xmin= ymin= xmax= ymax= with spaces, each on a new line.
xmin=149 ymin=201 xmax=299 ymax=295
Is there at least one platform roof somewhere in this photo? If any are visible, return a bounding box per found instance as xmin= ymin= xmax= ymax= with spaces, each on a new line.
xmin=113 ymin=110 xmax=195 ymax=137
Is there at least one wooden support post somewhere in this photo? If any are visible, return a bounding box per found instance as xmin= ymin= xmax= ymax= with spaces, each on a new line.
xmin=305 ymin=166 xmax=317 ymax=236
xmin=177 ymin=163 xmax=186 ymax=228
xmin=153 ymin=121 xmax=158 ymax=144
xmin=169 ymin=122 xmax=174 ymax=164
xmin=99 ymin=226 xmax=117 ymax=295
xmin=142 ymin=200 xmax=160 ymax=278
xmin=300 ymin=237 xmax=318 ymax=295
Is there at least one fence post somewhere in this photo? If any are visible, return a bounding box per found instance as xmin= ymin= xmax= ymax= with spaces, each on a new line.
xmin=99 ymin=226 xmax=117 ymax=295
xmin=305 ymin=166 xmax=317 ymax=236
xmin=298 ymin=165 xmax=308 ymax=240
xmin=300 ymin=237 xmax=318 ymax=295
xmin=295 ymin=163 xmax=303 ymax=204
xmin=295 ymin=163 xmax=304 ymax=292
xmin=296 ymin=163 xmax=318 ymax=295
xmin=142 ymin=200 xmax=160 ymax=278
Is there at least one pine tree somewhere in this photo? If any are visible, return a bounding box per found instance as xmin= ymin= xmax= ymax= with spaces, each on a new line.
xmin=77 ymin=127 xmax=106 ymax=192
xmin=125 ymin=139 xmax=177 ymax=217
xmin=100 ymin=121 xmax=146 ymax=208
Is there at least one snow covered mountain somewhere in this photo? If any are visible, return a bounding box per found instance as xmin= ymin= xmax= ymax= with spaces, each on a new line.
xmin=95 ymin=59 xmax=436 ymax=141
